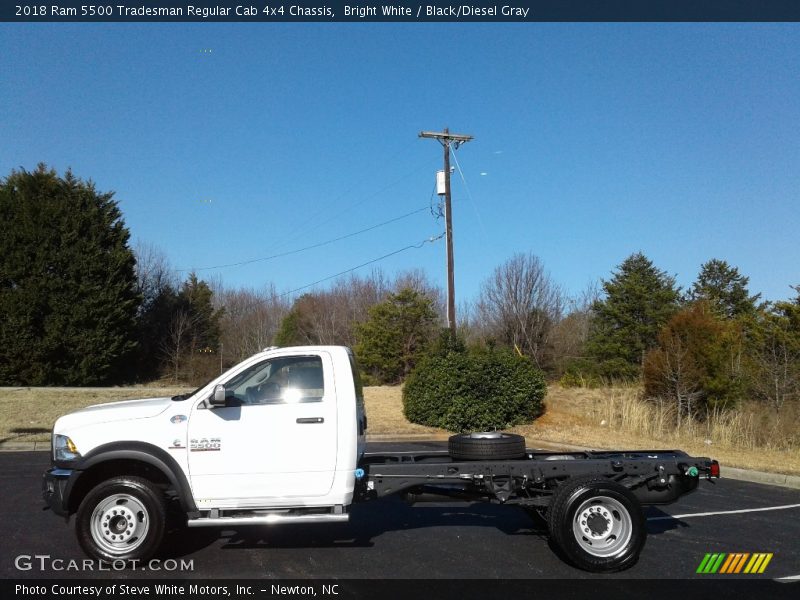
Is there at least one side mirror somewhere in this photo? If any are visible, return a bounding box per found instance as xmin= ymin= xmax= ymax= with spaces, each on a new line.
xmin=210 ymin=384 xmax=227 ymax=407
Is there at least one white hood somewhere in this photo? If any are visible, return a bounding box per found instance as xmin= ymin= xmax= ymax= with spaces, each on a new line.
xmin=54 ymin=397 xmax=174 ymax=432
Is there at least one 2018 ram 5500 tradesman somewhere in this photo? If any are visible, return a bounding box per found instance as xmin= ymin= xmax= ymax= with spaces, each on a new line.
xmin=43 ymin=345 xmax=719 ymax=572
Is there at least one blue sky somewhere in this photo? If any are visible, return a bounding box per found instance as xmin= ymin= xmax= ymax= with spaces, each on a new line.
xmin=1 ymin=23 xmax=798 ymax=304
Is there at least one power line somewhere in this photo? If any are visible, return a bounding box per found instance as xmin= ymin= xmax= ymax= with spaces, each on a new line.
xmin=450 ymin=145 xmax=489 ymax=241
xmin=428 ymin=181 xmax=442 ymax=219
xmin=256 ymin=160 xmax=430 ymax=257
xmin=212 ymin=233 xmax=446 ymax=317
xmin=178 ymin=206 xmax=430 ymax=272
xmin=277 ymin=232 xmax=445 ymax=298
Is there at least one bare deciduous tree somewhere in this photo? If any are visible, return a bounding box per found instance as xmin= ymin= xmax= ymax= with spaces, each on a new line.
xmin=644 ymin=335 xmax=703 ymax=428
xmin=162 ymin=308 xmax=196 ymax=383
xmin=297 ymin=293 xmax=342 ymax=345
xmin=274 ymin=270 xmax=443 ymax=349
xmin=133 ymin=241 xmax=177 ymax=314
xmin=752 ymin=316 xmax=800 ymax=415
xmin=477 ymin=253 xmax=564 ymax=368
xmin=217 ymin=284 xmax=289 ymax=365
xmin=325 ymin=271 xmax=391 ymax=344
xmin=551 ymin=281 xmax=600 ymax=373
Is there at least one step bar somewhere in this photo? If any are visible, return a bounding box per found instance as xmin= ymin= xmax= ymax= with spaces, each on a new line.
xmin=187 ymin=512 xmax=349 ymax=528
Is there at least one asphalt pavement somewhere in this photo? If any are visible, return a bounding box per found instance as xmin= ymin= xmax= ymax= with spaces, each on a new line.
xmin=2 ymin=445 xmax=799 ymax=581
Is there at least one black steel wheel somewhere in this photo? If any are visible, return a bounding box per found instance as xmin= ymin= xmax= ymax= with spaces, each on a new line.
xmin=448 ymin=432 xmax=527 ymax=461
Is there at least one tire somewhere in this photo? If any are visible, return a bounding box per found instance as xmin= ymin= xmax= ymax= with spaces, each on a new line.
xmin=448 ymin=432 xmax=527 ymax=461
xmin=76 ymin=476 xmax=166 ymax=563
xmin=546 ymin=476 xmax=646 ymax=573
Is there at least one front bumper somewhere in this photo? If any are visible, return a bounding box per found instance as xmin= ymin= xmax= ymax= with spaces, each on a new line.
xmin=42 ymin=468 xmax=75 ymax=517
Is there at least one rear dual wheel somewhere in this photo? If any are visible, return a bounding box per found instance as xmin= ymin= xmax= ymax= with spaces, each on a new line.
xmin=547 ymin=476 xmax=646 ymax=572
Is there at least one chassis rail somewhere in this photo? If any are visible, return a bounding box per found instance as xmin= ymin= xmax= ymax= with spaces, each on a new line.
xmin=358 ymin=448 xmax=718 ymax=506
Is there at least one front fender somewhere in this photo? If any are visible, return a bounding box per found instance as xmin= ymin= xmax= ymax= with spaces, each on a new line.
xmin=67 ymin=441 xmax=197 ymax=514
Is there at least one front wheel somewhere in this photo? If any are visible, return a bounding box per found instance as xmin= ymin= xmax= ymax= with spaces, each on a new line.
xmin=547 ymin=476 xmax=646 ymax=572
xmin=76 ymin=476 xmax=166 ymax=563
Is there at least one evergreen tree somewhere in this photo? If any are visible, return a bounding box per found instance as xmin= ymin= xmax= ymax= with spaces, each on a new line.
xmin=0 ymin=165 xmax=139 ymax=385
xmin=162 ymin=273 xmax=224 ymax=383
xmin=586 ymin=252 xmax=680 ymax=379
xmin=178 ymin=273 xmax=222 ymax=354
xmin=355 ymin=288 xmax=438 ymax=384
xmin=690 ymin=259 xmax=760 ymax=318
xmin=274 ymin=309 xmax=305 ymax=347
xmin=134 ymin=283 xmax=179 ymax=381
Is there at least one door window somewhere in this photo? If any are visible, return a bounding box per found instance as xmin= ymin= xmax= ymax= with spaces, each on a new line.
xmin=224 ymin=355 xmax=325 ymax=405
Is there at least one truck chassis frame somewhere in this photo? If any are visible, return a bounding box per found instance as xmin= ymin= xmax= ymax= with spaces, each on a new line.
xmin=358 ymin=448 xmax=717 ymax=507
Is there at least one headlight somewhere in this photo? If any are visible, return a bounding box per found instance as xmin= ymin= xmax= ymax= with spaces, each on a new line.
xmin=53 ymin=434 xmax=81 ymax=463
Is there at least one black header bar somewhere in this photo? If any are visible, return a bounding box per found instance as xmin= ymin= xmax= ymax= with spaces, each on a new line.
xmin=3 ymin=1 xmax=800 ymax=23
xmin=4 ymin=579 xmax=800 ymax=600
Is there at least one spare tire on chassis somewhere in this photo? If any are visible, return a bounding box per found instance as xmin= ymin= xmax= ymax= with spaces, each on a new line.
xmin=448 ymin=432 xmax=527 ymax=461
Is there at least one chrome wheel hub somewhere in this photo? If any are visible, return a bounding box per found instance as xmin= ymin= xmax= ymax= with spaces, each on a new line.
xmin=572 ymin=495 xmax=632 ymax=557
xmin=90 ymin=493 xmax=149 ymax=555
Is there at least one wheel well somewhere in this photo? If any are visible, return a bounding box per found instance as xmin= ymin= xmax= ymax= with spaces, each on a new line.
xmin=68 ymin=459 xmax=172 ymax=514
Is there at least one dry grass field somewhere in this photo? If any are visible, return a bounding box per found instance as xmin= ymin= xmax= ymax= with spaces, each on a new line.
xmin=362 ymin=386 xmax=448 ymax=436
xmin=2 ymin=384 xmax=798 ymax=476
xmin=0 ymin=386 xmax=190 ymax=444
xmin=0 ymin=384 xmax=439 ymax=443
xmin=509 ymin=386 xmax=800 ymax=477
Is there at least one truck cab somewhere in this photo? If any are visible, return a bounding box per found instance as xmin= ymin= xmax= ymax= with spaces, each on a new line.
xmin=43 ymin=346 xmax=367 ymax=561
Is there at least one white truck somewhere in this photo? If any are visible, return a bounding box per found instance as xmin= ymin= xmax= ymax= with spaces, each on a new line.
xmin=43 ymin=345 xmax=719 ymax=573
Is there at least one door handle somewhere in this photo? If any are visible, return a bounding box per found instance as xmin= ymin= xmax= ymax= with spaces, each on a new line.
xmin=296 ymin=417 xmax=324 ymax=424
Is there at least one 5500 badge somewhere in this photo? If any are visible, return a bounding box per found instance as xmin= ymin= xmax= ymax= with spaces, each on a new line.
xmin=190 ymin=437 xmax=221 ymax=452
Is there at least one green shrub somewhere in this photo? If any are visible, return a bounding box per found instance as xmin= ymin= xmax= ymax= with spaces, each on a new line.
xmin=403 ymin=348 xmax=547 ymax=432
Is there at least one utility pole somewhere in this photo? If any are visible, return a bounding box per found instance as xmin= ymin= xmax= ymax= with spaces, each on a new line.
xmin=419 ymin=128 xmax=473 ymax=335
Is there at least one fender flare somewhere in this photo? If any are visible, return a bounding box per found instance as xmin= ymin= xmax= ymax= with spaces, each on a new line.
xmin=68 ymin=441 xmax=197 ymax=514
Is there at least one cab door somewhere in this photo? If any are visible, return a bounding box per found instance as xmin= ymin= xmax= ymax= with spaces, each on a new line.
xmin=186 ymin=351 xmax=337 ymax=507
